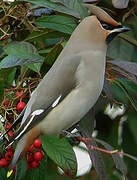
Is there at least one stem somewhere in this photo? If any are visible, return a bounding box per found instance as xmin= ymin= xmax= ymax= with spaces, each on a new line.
xmin=77 ymin=137 xmax=137 ymax=162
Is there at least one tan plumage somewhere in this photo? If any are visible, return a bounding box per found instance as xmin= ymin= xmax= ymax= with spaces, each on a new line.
xmin=7 ymin=4 xmax=130 ymax=171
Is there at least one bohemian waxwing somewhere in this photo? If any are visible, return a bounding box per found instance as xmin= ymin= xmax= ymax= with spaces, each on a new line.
xmin=4 ymin=4 xmax=130 ymax=172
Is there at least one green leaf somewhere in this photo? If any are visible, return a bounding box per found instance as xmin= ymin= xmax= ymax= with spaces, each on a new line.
xmin=26 ymin=31 xmax=67 ymax=42
xmin=7 ymin=68 xmax=17 ymax=85
xmin=118 ymin=78 xmax=137 ymax=96
xmin=0 ymin=167 xmax=14 ymax=180
xmin=0 ymin=42 xmax=44 ymax=69
xmin=25 ymin=62 xmax=42 ymax=72
xmin=41 ymin=136 xmax=77 ymax=176
xmin=110 ymin=83 xmax=127 ymax=104
xmin=0 ymin=54 xmax=44 ymax=69
xmin=67 ymin=0 xmax=88 ymax=19
xmin=3 ymin=42 xmax=37 ymax=55
xmin=107 ymin=36 xmax=137 ymax=62
xmin=113 ymin=79 xmax=137 ymax=111
xmin=0 ymin=80 xmax=4 ymax=98
xmin=35 ymin=15 xmax=77 ymax=34
xmin=27 ymin=0 xmax=79 ymax=18
xmin=122 ymin=121 xmax=137 ymax=179
xmin=15 ymin=157 xmax=27 ymax=180
xmin=45 ymin=43 xmax=63 ymax=65
xmin=54 ymin=0 xmax=88 ymax=19
xmin=128 ymin=112 xmax=137 ymax=145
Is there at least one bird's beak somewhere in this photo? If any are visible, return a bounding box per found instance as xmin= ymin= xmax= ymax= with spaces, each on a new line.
xmin=111 ymin=25 xmax=131 ymax=33
xmin=106 ymin=25 xmax=131 ymax=44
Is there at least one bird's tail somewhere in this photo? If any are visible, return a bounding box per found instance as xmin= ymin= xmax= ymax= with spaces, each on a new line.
xmin=9 ymin=126 xmax=41 ymax=172
xmin=9 ymin=134 xmax=27 ymax=171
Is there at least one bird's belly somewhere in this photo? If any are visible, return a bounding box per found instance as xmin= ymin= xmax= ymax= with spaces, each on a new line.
xmin=38 ymin=74 xmax=105 ymax=136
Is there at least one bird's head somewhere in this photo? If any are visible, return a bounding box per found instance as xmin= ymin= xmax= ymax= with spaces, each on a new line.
xmin=82 ymin=4 xmax=130 ymax=44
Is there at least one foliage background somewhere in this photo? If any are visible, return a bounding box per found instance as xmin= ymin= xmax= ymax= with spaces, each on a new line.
xmin=0 ymin=0 xmax=137 ymax=180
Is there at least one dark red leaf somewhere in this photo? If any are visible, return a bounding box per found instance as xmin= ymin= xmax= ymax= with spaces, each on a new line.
xmin=95 ymin=138 xmax=127 ymax=176
xmin=77 ymin=126 xmax=106 ymax=180
xmin=109 ymin=61 xmax=137 ymax=76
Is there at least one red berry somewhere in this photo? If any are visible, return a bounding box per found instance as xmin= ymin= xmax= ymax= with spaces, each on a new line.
xmin=16 ymin=92 xmax=22 ymax=97
xmin=16 ymin=92 xmax=26 ymax=101
xmin=27 ymin=153 xmax=33 ymax=162
xmin=5 ymin=151 xmax=13 ymax=161
xmin=17 ymin=102 xmax=26 ymax=112
xmin=6 ymin=123 xmax=12 ymax=129
xmin=0 ymin=158 xmax=8 ymax=167
xmin=8 ymin=131 xmax=14 ymax=137
xmin=30 ymin=160 xmax=40 ymax=168
xmin=3 ymin=100 xmax=10 ymax=107
xmin=7 ymin=146 xmax=14 ymax=154
xmin=33 ymin=139 xmax=42 ymax=148
xmin=6 ymin=124 xmax=10 ymax=129
xmin=28 ymin=144 xmax=34 ymax=152
xmin=33 ymin=150 xmax=43 ymax=161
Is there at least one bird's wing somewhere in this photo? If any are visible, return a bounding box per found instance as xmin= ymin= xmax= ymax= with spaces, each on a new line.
xmin=6 ymin=92 xmax=69 ymax=148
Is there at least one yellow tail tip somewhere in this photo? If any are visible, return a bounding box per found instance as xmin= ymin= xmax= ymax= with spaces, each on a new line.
xmin=7 ymin=170 xmax=13 ymax=178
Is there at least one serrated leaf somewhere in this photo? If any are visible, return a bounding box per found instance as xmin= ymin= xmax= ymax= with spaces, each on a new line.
xmin=95 ymin=138 xmax=127 ymax=176
xmin=41 ymin=135 xmax=77 ymax=176
xmin=0 ymin=54 xmax=44 ymax=69
xmin=15 ymin=157 xmax=27 ymax=180
xmin=35 ymin=15 xmax=77 ymax=34
xmin=0 ymin=42 xmax=44 ymax=69
xmin=3 ymin=42 xmax=37 ymax=55
xmin=27 ymin=0 xmax=79 ymax=18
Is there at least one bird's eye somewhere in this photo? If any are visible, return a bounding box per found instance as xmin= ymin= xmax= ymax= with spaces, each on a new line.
xmin=101 ymin=23 xmax=110 ymax=30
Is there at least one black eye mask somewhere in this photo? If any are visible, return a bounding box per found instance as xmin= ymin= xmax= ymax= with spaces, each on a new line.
xmin=100 ymin=20 xmax=122 ymax=30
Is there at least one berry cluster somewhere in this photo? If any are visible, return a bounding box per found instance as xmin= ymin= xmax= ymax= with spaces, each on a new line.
xmin=27 ymin=139 xmax=44 ymax=169
xmin=2 ymin=91 xmax=26 ymax=138
xmin=0 ymin=146 xmax=16 ymax=173
xmin=1 ymin=87 xmax=44 ymax=173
